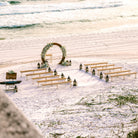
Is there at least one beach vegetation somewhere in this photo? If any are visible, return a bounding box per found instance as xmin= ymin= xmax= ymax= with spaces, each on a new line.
xmin=127 ymin=129 xmax=138 ymax=138
xmin=108 ymin=94 xmax=138 ymax=106
xmin=130 ymin=117 xmax=138 ymax=123
xmin=0 ymin=38 xmax=5 ymax=40
xmin=76 ymin=136 xmax=86 ymax=138
xmin=76 ymin=95 xmax=106 ymax=107
xmin=8 ymin=1 xmax=21 ymax=5
xmin=76 ymin=97 xmax=95 ymax=107
xmin=111 ymin=123 xmax=125 ymax=138
xmin=130 ymin=89 xmax=138 ymax=92
xmin=76 ymin=135 xmax=95 ymax=138
xmin=50 ymin=133 xmax=64 ymax=138
xmin=102 ymin=107 xmax=113 ymax=111
xmin=48 ymin=120 xmax=61 ymax=127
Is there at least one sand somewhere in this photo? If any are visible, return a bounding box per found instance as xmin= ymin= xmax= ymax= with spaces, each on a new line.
xmin=0 ymin=1 xmax=138 ymax=137
xmin=0 ymin=25 xmax=138 ymax=137
xmin=0 ymin=25 xmax=138 ymax=68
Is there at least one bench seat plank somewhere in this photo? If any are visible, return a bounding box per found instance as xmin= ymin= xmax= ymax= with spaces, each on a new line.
xmin=84 ymin=62 xmax=108 ymax=66
xmin=42 ymin=81 xmax=71 ymax=86
xmin=38 ymin=78 xmax=66 ymax=85
xmin=91 ymin=64 xmax=114 ymax=69
xmin=110 ymin=72 xmax=137 ymax=81
xmin=46 ymin=54 xmax=52 ymax=56
xmin=104 ymin=70 xmax=131 ymax=75
xmin=111 ymin=72 xmax=137 ymax=78
xmin=32 ymin=75 xmax=59 ymax=80
xmin=26 ymin=71 xmax=53 ymax=77
xmin=20 ymin=68 xmax=47 ymax=73
xmin=98 ymin=67 xmax=122 ymax=72
xmin=42 ymin=81 xmax=72 ymax=88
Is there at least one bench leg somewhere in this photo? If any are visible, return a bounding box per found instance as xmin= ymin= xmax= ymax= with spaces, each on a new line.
xmin=51 ymin=56 xmax=52 ymax=63
xmin=32 ymin=80 xmax=34 ymax=85
xmin=111 ymin=77 xmax=113 ymax=82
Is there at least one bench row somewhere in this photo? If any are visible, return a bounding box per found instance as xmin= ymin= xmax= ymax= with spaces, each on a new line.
xmin=81 ymin=62 xmax=137 ymax=82
xmin=21 ymin=67 xmax=77 ymax=88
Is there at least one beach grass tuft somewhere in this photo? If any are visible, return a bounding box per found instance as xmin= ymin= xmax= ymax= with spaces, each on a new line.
xmin=8 ymin=1 xmax=21 ymax=5
xmin=108 ymin=94 xmax=138 ymax=106
xmin=0 ymin=38 xmax=5 ymax=40
xmin=50 ymin=133 xmax=65 ymax=138
xmin=127 ymin=129 xmax=138 ymax=138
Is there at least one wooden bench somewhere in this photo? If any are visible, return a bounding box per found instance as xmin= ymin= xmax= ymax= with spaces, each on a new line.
xmin=37 ymin=78 xmax=66 ymax=86
xmin=110 ymin=72 xmax=137 ymax=81
xmin=46 ymin=54 xmax=52 ymax=56
xmin=97 ymin=67 xmax=122 ymax=74
xmin=20 ymin=68 xmax=47 ymax=76
xmin=26 ymin=71 xmax=53 ymax=79
xmin=46 ymin=54 xmax=52 ymax=63
xmin=84 ymin=62 xmax=108 ymax=67
xmin=90 ymin=64 xmax=115 ymax=69
xmin=42 ymin=81 xmax=72 ymax=89
xmin=104 ymin=70 xmax=131 ymax=76
xmin=32 ymin=75 xmax=59 ymax=80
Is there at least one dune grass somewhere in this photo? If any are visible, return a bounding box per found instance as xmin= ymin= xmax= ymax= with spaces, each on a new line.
xmin=108 ymin=94 xmax=138 ymax=107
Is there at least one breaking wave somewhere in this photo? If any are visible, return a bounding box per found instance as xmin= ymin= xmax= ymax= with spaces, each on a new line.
xmin=0 ymin=0 xmax=124 ymax=29
xmin=0 ymin=2 xmax=123 ymax=16
xmin=0 ymin=23 xmax=38 ymax=29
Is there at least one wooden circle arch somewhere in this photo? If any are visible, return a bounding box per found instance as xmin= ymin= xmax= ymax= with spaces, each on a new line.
xmin=41 ymin=42 xmax=66 ymax=64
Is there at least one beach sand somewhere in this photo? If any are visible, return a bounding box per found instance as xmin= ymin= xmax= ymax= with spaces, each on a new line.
xmin=0 ymin=25 xmax=138 ymax=137
xmin=0 ymin=1 xmax=138 ymax=137
xmin=0 ymin=24 xmax=138 ymax=68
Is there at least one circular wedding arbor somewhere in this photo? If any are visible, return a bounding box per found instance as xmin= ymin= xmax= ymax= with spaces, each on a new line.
xmin=41 ymin=42 xmax=66 ymax=65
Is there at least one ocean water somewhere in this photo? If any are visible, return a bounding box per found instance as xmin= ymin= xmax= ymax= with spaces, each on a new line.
xmin=0 ymin=0 xmax=137 ymax=39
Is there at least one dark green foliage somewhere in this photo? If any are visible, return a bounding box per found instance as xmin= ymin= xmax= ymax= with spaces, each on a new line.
xmin=0 ymin=38 xmax=5 ymax=40
xmin=8 ymin=1 xmax=21 ymax=5
xmin=127 ymin=129 xmax=138 ymax=138
xmin=108 ymin=94 xmax=138 ymax=106
xmin=50 ymin=133 xmax=64 ymax=138
xmin=76 ymin=136 xmax=86 ymax=138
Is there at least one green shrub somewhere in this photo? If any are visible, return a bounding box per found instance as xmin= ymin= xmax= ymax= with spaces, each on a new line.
xmin=127 ymin=129 xmax=138 ymax=138
xmin=108 ymin=94 xmax=138 ymax=106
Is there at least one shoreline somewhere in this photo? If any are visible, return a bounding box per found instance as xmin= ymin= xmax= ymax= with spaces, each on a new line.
xmin=0 ymin=16 xmax=138 ymax=40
